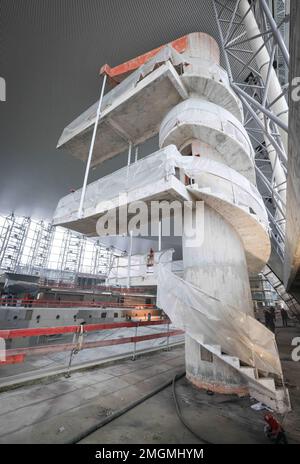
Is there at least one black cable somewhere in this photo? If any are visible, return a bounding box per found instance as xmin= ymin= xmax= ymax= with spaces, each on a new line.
xmin=172 ymin=373 xmax=214 ymax=444
xmin=67 ymin=369 xmax=213 ymax=444
xmin=67 ymin=369 xmax=186 ymax=444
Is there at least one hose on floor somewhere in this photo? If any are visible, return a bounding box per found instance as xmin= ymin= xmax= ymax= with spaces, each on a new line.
xmin=172 ymin=373 xmax=213 ymax=444
xmin=67 ymin=369 xmax=213 ymax=444
xmin=67 ymin=369 xmax=186 ymax=444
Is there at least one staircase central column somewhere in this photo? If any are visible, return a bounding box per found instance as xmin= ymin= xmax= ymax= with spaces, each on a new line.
xmin=158 ymin=32 xmax=258 ymax=395
xmin=183 ymin=201 xmax=253 ymax=394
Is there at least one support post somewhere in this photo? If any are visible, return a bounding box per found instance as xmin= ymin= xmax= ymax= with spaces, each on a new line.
xmin=134 ymin=146 xmax=139 ymax=163
xmin=158 ymin=220 xmax=162 ymax=252
xmin=78 ymin=74 xmax=107 ymax=218
xmin=127 ymin=230 xmax=133 ymax=288
xmin=127 ymin=142 xmax=132 ymax=166
xmin=132 ymin=323 xmax=138 ymax=361
xmin=166 ymin=321 xmax=170 ymax=351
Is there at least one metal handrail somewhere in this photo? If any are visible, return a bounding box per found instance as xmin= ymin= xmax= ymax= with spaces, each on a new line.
xmin=0 ymin=298 xmax=156 ymax=310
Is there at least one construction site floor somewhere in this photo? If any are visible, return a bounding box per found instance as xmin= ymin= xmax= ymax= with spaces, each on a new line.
xmin=0 ymin=325 xmax=299 ymax=444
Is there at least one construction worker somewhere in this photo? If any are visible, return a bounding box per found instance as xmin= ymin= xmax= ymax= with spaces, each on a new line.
xmin=147 ymin=248 xmax=154 ymax=267
xmin=269 ymin=307 xmax=276 ymax=333
xmin=281 ymin=308 xmax=289 ymax=327
xmin=264 ymin=413 xmax=288 ymax=444
xmin=264 ymin=307 xmax=271 ymax=329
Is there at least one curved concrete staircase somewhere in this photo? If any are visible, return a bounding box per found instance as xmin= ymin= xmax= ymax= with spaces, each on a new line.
xmin=53 ymin=32 xmax=291 ymax=413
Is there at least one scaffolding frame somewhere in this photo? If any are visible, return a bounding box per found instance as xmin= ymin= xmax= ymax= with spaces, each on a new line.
xmin=0 ymin=213 xmax=115 ymax=282
xmin=57 ymin=229 xmax=86 ymax=282
xmin=26 ymin=220 xmax=55 ymax=276
xmin=0 ymin=214 xmax=31 ymax=272
xmin=213 ymin=0 xmax=289 ymax=258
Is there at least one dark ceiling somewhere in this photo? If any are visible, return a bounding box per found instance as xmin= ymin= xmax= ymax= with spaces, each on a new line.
xmin=0 ymin=0 xmax=225 ymax=220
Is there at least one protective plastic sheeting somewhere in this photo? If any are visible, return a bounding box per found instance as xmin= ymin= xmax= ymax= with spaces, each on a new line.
xmin=108 ymin=250 xmax=173 ymax=282
xmin=57 ymin=46 xmax=185 ymax=148
xmin=156 ymin=265 xmax=282 ymax=376
xmin=58 ymin=44 xmax=240 ymax=149
xmin=54 ymin=145 xmax=182 ymax=222
xmin=178 ymin=156 xmax=268 ymax=229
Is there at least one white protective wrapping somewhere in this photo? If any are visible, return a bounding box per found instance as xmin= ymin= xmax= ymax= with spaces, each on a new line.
xmin=58 ymin=44 xmax=237 ymax=147
xmin=54 ymin=145 xmax=182 ymax=221
xmin=107 ymin=250 xmax=173 ymax=282
xmin=54 ymin=147 xmax=268 ymax=233
xmin=157 ymin=265 xmax=282 ymax=376
xmin=57 ymin=46 xmax=185 ymax=147
xmin=178 ymin=156 xmax=268 ymax=228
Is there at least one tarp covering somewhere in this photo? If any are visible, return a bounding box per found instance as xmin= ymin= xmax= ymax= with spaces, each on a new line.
xmin=177 ymin=156 xmax=268 ymax=228
xmin=58 ymin=44 xmax=233 ymax=147
xmin=107 ymin=250 xmax=173 ymax=282
xmin=54 ymin=148 xmax=268 ymax=234
xmin=156 ymin=264 xmax=282 ymax=376
xmin=54 ymin=145 xmax=182 ymax=221
xmin=58 ymin=46 xmax=185 ymax=147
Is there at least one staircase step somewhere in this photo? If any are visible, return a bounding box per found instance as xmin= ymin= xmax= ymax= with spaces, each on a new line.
xmin=257 ymin=377 xmax=276 ymax=391
xmin=203 ymin=344 xmax=221 ymax=355
xmin=221 ymin=355 xmax=240 ymax=369
xmin=239 ymin=366 xmax=256 ymax=379
xmin=249 ymin=386 xmax=291 ymax=414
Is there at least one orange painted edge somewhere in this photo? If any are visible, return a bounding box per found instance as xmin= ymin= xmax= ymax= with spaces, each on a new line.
xmin=0 ymin=354 xmax=25 ymax=365
xmin=100 ymin=35 xmax=188 ymax=78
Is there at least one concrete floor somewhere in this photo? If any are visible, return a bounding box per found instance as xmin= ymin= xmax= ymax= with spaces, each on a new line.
xmin=0 ymin=325 xmax=299 ymax=444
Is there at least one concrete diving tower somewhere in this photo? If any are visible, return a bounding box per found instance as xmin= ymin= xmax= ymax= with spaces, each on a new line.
xmin=54 ymin=32 xmax=290 ymax=413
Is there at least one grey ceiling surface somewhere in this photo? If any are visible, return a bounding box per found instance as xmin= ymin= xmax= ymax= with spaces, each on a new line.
xmin=0 ymin=0 xmax=229 ymax=220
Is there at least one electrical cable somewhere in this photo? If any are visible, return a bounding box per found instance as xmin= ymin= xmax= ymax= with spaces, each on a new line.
xmin=67 ymin=369 xmax=186 ymax=444
xmin=172 ymin=373 xmax=214 ymax=444
xmin=67 ymin=369 xmax=214 ymax=444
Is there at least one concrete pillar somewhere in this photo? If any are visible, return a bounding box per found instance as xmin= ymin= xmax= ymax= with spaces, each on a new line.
xmin=183 ymin=203 xmax=253 ymax=393
xmin=183 ymin=204 xmax=253 ymax=313
xmin=159 ymin=32 xmax=259 ymax=395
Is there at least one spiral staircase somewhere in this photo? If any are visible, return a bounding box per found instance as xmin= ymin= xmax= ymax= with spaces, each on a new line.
xmin=53 ymin=32 xmax=291 ymax=413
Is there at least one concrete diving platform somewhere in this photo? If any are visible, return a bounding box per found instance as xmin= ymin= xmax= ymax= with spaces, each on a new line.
xmin=53 ymin=146 xmax=190 ymax=235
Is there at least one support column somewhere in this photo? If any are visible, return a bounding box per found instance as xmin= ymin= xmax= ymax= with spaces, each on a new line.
xmin=183 ymin=204 xmax=253 ymax=394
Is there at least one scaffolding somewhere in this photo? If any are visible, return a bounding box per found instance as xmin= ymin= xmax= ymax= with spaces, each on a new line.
xmin=213 ymin=0 xmax=289 ymax=259
xmin=57 ymin=229 xmax=85 ymax=282
xmin=26 ymin=221 xmax=54 ymax=276
xmin=0 ymin=214 xmax=31 ymax=272
xmin=0 ymin=213 xmax=114 ymax=282
xmin=91 ymin=240 xmax=111 ymax=277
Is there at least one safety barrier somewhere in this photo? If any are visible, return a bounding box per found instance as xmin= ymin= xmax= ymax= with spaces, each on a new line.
xmin=0 ymin=298 xmax=156 ymax=310
xmin=0 ymin=320 xmax=184 ymax=365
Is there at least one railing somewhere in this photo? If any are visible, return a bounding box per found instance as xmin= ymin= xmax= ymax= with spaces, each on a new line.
xmin=0 ymin=298 xmax=156 ymax=310
xmin=0 ymin=320 xmax=184 ymax=365
xmin=39 ymin=281 xmax=156 ymax=294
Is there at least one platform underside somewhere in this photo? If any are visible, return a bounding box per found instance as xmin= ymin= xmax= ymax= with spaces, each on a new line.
xmin=58 ymin=63 xmax=188 ymax=167
xmin=54 ymin=176 xmax=190 ymax=236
